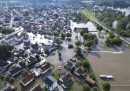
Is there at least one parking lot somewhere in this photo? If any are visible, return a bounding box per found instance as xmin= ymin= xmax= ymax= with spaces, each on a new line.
xmin=87 ymin=48 xmax=130 ymax=91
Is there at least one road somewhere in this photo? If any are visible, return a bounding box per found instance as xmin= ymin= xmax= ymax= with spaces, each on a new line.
xmin=85 ymin=10 xmax=130 ymax=45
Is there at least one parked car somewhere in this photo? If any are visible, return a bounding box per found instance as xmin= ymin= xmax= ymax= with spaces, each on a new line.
xmin=68 ymin=44 xmax=74 ymax=49
xmin=100 ymin=75 xmax=114 ymax=80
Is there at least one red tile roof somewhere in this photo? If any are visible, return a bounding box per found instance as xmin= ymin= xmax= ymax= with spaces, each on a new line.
xmin=21 ymin=73 xmax=34 ymax=86
xmin=60 ymin=73 xmax=72 ymax=83
xmin=41 ymin=62 xmax=51 ymax=73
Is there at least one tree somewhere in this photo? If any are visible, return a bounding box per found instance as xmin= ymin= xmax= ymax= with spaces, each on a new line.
xmin=84 ymin=40 xmax=94 ymax=48
xmin=0 ymin=75 xmax=4 ymax=81
xmin=66 ymin=33 xmax=72 ymax=37
xmin=53 ymin=31 xmax=59 ymax=37
xmin=83 ymin=85 xmax=90 ymax=91
xmin=105 ymin=38 xmax=112 ymax=46
xmin=0 ymin=45 xmax=12 ymax=61
xmin=111 ymin=37 xmax=122 ymax=46
xmin=5 ymin=76 xmax=10 ymax=81
xmin=102 ymin=82 xmax=110 ymax=91
xmin=1 ymin=28 xmax=14 ymax=34
xmin=19 ymin=61 xmax=26 ymax=67
xmin=82 ymin=60 xmax=90 ymax=70
xmin=58 ymin=51 xmax=62 ymax=61
xmin=80 ymin=30 xmax=88 ymax=36
xmin=54 ymin=38 xmax=63 ymax=45
xmin=97 ymin=25 xmax=103 ymax=31
xmin=61 ymin=33 xmax=66 ymax=40
xmin=9 ymin=77 xmax=15 ymax=84
xmin=91 ymin=87 xmax=99 ymax=91
xmin=75 ymin=40 xmax=82 ymax=46
xmin=83 ymin=33 xmax=92 ymax=40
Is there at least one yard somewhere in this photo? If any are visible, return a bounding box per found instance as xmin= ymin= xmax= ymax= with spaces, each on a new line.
xmin=53 ymin=70 xmax=62 ymax=80
xmin=0 ymin=80 xmax=5 ymax=90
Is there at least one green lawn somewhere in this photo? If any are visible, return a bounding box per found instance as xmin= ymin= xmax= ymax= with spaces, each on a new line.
xmin=53 ymin=70 xmax=61 ymax=80
xmin=42 ymin=87 xmax=48 ymax=91
xmin=0 ymin=80 xmax=5 ymax=90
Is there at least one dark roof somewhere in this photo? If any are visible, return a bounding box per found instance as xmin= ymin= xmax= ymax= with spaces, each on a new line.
xmin=14 ymin=17 xmax=21 ymax=21
xmin=24 ymin=41 xmax=30 ymax=47
xmin=31 ymin=43 xmax=39 ymax=51
xmin=9 ymin=67 xmax=22 ymax=76
xmin=21 ymin=73 xmax=34 ymax=86
xmin=76 ymin=67 xmax=85 ymax=75
xmin=41 ymin=62 xmax=51 ymax=72
xmin=62 ymin=79 xmax=72 ymax=88
xmin=29 ymin=56 xmax=37 ymax=62
xmin=44 ymin=76 xmax=57 ymax=87
xmin=23 ymin=35 xmax=29 ymax=40
xmin=31 ymin=85 xmax=42 ymax=91
xmin=60 ymin=73 xmax=72 ymax=83
xmin=0 ymin=61 xmax=8 ymax=68
xmin=67 ymin=61 xmax=75 ymax=70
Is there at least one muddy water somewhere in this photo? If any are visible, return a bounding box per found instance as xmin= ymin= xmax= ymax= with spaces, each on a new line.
xmin=87 ymin=48 xmax=130 ymax=91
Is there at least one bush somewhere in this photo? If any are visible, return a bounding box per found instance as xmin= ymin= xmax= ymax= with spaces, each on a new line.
xmin=83 ymin=85 xmax=90 ymax=91
xmin=102 ymin=82 xmax=110 ymax=91
xmin=66 ymin=33 xmax=72 ymax=37
xmin=84 ymin=40 xmax=94 ymax=48
xmin=9 ymin=77 xmax=15 ymax=84
xmin=0 ymin=45 xmax=12 ymax=61
xmin=82 ymin=60 xmax=90 ymax=70
xmin=91 ymin=87 xmax=99 ymax=91
xmin=75 ymin=40 xmax=82 ymax=46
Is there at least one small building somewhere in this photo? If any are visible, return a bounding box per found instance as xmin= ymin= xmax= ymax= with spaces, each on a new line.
xmin=40 ymin=62 xmax=51 ymax=74
xmin=74 ymin=67 xmax=85 ymax=76
xmin=66 ymin=61 xmax=75 ymax=71
xmin=9 ymin=67 xmax=22 ymax=77
xmin=0 ymin=61 xmax=9 ymax=69
xmin=21 ymin=73 xmax=35 ymax=86
xmin=28 ymin=56 xmax=37 ymax=63
xmin=75 ymin=67 xmax=96 ymax=85
xmin=35 ymin=58 xmax=46 ymax=67
xmin=24 ymin=41 xmax=31 ymax=49
xmin=30 ymin=85 xmax=42 ymax=91
xmin=31 ymin=43 xmax=41 ymax=53
xmin=59 ymin=73 xmax=72 ymax=88
xmin=44 ymin=76 xmax=58 ymax=91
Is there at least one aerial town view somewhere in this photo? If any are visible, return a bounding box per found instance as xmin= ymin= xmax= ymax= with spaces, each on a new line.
xmin=0 ymin=0 xmax=130 ymax=91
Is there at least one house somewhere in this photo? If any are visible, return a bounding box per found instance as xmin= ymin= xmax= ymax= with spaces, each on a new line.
xmin=66 ymin=61 xmax=75 ymax=71
xmin=40 ymin=62 xmax=51 ymax=74
xmin=35 ymin=58 xmax=46 ymax=67
xmin=31 ymin=43 xmax=41 ymax=53
xmin=24 ymin=41 xmax=31 ymax=49
xmin=21 ymin=73 xmax=35 ymax=86
xmin=23 ymin=35 xmax=30 ymax=42
xmin=85 ymin=76 xmax=96 ymax=85
xmin=44 ymin=76 xmax=58 ymax=91
xmin=14 ymin=35 xmax=23 ymax=43
xmin=75 ymin=67 xmax=95 ymax=85
xmin=0 ymin=61 xmax=9 ymax=69
xmin=59 ymin=73 xmax=72 ymax=88
xmin=9 ymin=67 xmax=22 ymax=77
xmin=74 ymin=67 xmax=86 ymax=77
xmin=28 ymin=56 xmax=37 ymax=63
xmin=44 ymin=44 xmax=57 ymax=55
xmin=30 ymin=85 xmax=42 ymax=91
